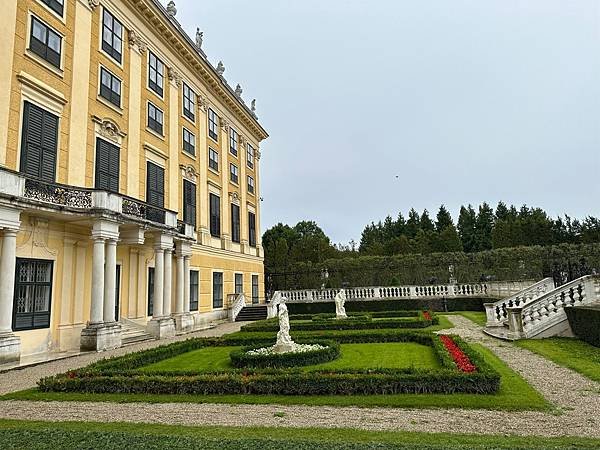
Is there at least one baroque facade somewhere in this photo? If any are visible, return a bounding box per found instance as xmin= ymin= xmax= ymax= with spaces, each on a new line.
xmin=0 ymin=0 xmax=268 ymax=363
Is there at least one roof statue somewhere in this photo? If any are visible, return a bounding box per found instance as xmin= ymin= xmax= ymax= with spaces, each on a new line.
xmin=195 ymin=28 xmax=203 ymax=49
xmin=216 ymin=61 xmax=225 ymax=76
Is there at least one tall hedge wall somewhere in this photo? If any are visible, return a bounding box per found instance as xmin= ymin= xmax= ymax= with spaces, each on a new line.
xmin=268 ymin=243 xmax=600 ymax=290
xmin=566 ymin=306 xmax=600 ymax=348
xmin=287 ymin=298 xmax=487 ymax=314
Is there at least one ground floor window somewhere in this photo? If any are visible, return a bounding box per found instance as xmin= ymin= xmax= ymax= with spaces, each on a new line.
xmin=190 ymin=270 xmax=199 ymax=311
xmin=252 ymin=274 xmax=259 ymax=304
xmin=147 ymin=267 xmax=154 ymax=317
xmin=212 ymin=272 xmax=223 ymax=309
xmin=235 ymin=273 xmax=243 ymax=295
xmin=13 ymin=259 xmax=53 ymax=331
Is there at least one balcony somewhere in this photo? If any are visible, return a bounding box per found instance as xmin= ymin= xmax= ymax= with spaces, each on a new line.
xmin=0 ymin=167 xmax=189 ymax=234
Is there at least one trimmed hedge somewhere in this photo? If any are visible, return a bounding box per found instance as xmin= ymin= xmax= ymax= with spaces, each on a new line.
xmin=230 ymin=341 xmax=340 ymax=368
xmin=287 ymin=299 xmax=487 ymax=314
xmin=566 ymin=306 xmax=600 ymax=347
xmin=38 ymin=334 xmax=500 ymax=396
xmin=240 ymin=311 xmax=438 ymax=333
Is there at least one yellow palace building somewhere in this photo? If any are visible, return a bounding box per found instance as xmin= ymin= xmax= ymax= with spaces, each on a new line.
xmin=0 ymin=0 xmax=268 ymax=363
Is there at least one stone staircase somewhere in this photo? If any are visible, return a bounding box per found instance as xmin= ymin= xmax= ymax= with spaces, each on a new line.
xmin=235 ymin=306 xmax=268 ymax=322
xmin=120 ymin=319 xmax=155 ymax=346
xmin=484 ymin=275 xmax=600 ymax=340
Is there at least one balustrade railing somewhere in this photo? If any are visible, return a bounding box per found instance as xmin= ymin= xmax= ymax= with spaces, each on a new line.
xmin=23 ymin=178 xmax=93 ymax=209
xmin=228 ymin=293 xmax=248 ymax=322
xmin=122 ymin=197 xmax=167 ymax=225
xmin=484 ymin=278 xmax=555 ymax=327
xmin=506 ymin=275 xmax=600 ymax=339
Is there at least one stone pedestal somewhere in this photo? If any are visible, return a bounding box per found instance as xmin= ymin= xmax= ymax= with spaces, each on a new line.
xmin=273 ymin=343 xmax=294 ymax=354
xmin=0 ymin=333 xmax=21 ymax=364
xmin=173 ymin=313 xmax=194 ymax=333
xmin=147 ymin=317 xmax=176 ymax=339
xmin=80 ymin=323 xmax=122 ymax=352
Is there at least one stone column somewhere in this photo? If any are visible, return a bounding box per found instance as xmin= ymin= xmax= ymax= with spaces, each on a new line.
xmin=163 ymin=248 xmax=173 ymax=316
xmin=152 ymin=246 xmax=164 ymax=318
xmin=147 ymin=234 xmax=176 ymax=339
xmin=89 ymin=237 xmax=106 ymax=325
xmin=103 ymin=239 xmax=118 ymax=323
xmin=220 ymin=118 xmax=231 ymax=250
xmin=0 ymin=228 xmax=21 ymax=363
xmin=81 ymin=220 xmax=122 ymax=352
xmin=173 ymin=241 xmax=193 ymax=332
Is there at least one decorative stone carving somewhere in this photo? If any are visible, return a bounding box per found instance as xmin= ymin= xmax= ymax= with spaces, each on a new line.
xmin=229 ymin=192 xmax=240 ymax=203
xmin=88 ymin=0 xmax=100 ymax=10
xmin=216 ymin=61 xmax=225 ymax=76
xmin=250 ymin=99 xmax=258 ymax=118
xmin=235 ymin=84 xmax=243 ymax=97
xmin=92 ymin=117 xmax=125 ymax=144
xmin=274 ymin=303 xmax=294 ymax=353
xmin=166 ymin=1 xmax=177 ymax=17
xmin=256 ymin=149 xmax=262 ymax=161
xmin=335 ymin=289 xmax=348 ymax=319
xmin=195 ymin=28 xmax=203 ymax=49
xmin=239 ymin=135 xmax=247 ymax=148
xmin=197 ymin=94 xmax=209 ymax=112
xmin=128 ymin=29 xmax=147 ymax=54
xmin=168 ymin=67 xmax=182 ymax=87
xmin=180 ymin=164 xmax=198 ymax=182
xmin=220 ymin=116 xmax=230 ymax=131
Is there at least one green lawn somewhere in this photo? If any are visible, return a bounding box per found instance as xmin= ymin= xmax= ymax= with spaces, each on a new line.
xmin=2 ymin=344 xmax=549 ymax=411
xmin=516 ymin=338 xmax=600 ymax=382
xmin=1 ymin=420 xmax=599 ymax=449
xmin=142 ymin=343 xmax=441 ymax=373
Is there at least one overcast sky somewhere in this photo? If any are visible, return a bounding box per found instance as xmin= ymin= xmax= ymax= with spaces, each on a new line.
xmin=174 ymin=0 xmax=600 ymax=244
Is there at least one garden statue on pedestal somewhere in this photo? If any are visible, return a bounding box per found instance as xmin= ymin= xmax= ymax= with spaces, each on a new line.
xmin=335 ymin=289 xmax=348 ymax=319
xmin=274 ymin=303 xmax=295 ymax=353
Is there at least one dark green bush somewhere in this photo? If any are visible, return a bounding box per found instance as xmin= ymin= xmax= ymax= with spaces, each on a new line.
xmin=230 ymin=341 xmax=340 ymax=368
xmin=566 ymin=306 xmax=600 ymax=347
xmin=287 ymin=299 xmax=486 ymax=314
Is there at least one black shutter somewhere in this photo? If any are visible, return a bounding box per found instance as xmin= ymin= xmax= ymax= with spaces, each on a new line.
xmin=183 ymin=180 xmax=196 ymax=226
xmin=146 ymin=162 xmax=164 ymax=208
xmin=231 ymin=204 xmax=240 ymax=243
xmin=249 ymin=212 xmax=256 ymax=247
xmin=20 ymin=102 xmax=58 ymax=182
xmin=95 ymin=138 xmax=120 ymax=192
xmin=210 ymin=194 xmax=220 ymax=237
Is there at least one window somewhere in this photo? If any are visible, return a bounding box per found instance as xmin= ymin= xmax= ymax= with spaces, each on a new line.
xmin=20 ymin=101 xmax=58 ymax=182
xmin=247 ymin=176 xmax=255 ymax=195
xmin=212 ymin=272 xmax=223 ymax=309
xmin=95 ymin=138 xmax=120 ymax=192
xmin=101 ymin=9 xmax=123 ymax=63
xmin=12 ymin=259 xmax=53 ymax=331
xmin=147 ymin=102 xmax=163 ymax=135
xmin=208 ymin=148 xmax=219 ymax=171
xmin=189 ymin=270 xmax=199 ymax=311
xmin=99 ymin=67 xmax=121 ymax=107
xmin=41 ymin=0 xmax=64 ymax=17
xmin=183 ymin=179 xmax=196 ymax=227
xmin=182 ymin=128 xmax=195 ymax=156
xmin=252 ymin=274 xmax=259 ymax=304
xmin=209 ymin=193 xmax=220 ymax=237
xmin=148 ymin=51 xmax=164 ymax=97
xmin=246 ymin=143 xmax=254 ymax=169
xmin=182 ymin=82 xmax=195 ymax=121
xmin=231 ymin=203 xmax=240 ymax=243
xmin=248 ymin=211 xmax=256 ymax=247
xmin=229 ymin=128 xmax=238 ymax=156
xmin=229 ymin=163 xmax=238 ymax=184
xmin=208 ymin=108 xmax=218 ymax=141
xmin=30 ymin=16 xmax=62 ymax=69
xmin=147 ymin=267 xmax=154 ymax=316
xmin=235 ymin=273 xmax=243 ymax=295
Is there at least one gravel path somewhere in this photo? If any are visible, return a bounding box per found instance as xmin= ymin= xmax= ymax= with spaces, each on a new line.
xmin=1 ymin=316 xmax=599 ymax=437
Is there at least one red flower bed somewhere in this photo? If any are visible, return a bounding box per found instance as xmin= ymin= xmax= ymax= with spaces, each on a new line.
xmin=440 ymin=335 xmax=476 ymax=373
xmin=423 ymin=311 xmax=432 ymax=321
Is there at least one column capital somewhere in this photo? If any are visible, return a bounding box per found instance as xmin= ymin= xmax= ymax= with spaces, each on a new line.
xmin=91 ymin=219 xmax=120 ymax=241
xmin=175 ymin=240 xmax=192 ymax=257
xmin=154 ymin=233 xmax=174 ymax=250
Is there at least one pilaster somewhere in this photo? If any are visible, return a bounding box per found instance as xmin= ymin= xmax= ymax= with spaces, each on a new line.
xmin=168 ymin=68 xmax=181 ymax=211
xmin=0 ymin=0 xmax=18 ymax=165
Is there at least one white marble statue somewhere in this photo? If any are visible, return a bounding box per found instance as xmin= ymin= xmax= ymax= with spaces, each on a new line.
xmin=235 ymin=84 xmax=243 ymax=97
xmin=195 ymin=28 xmax=203 ymax=49
xmin=274 ymin=303 xmax=295 ymax=352
xmin=335 ymin=289 xmax=348 ymax=319
xmin=216 ymin=61 xmax=225 ymax=76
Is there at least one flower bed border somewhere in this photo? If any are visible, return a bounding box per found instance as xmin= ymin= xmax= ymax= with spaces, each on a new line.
xmin=38 ymin=332 xmax=500 ymax=396
xmin=230 ymin=341 xmax=340 ymax=369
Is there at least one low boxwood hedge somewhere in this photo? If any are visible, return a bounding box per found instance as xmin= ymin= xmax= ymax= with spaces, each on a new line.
xmin=241 ymin=311 xmax=438 ymax=333
xmin=37 ymin=332 xmax=500 ymax=396
xmin=230 ymin=341 xmax=340 ymax=369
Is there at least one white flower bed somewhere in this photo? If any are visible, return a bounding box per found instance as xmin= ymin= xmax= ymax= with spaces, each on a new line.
xmin=247 ymin=343 xmax=327 ymax=356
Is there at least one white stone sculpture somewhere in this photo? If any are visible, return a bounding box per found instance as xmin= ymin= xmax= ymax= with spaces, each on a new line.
xmin=250 ymin=99 xmax=258 ymax=118
xmin=335 ymin=289 xmax=348 ymax=319
xmin=274 ymin=303 xmax=295 ymax=353
xmin=195 ymin=28 xmax=203 ymax=49
xmin=166 ymin=1 xmax=177 ymax=17
xmin=216 ymin=61 xmax=225 ymax=76
xmin=235 ymin=84 xmax=243 ymax=97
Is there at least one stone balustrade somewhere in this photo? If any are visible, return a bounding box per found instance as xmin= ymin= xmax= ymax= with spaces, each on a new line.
xmin=276 ymin=281 xmax=526 ymax=304
xmin=228 ymin=293 xmax=248 ymax=322
xmin=484 ymin=278 xmax=555 ymax=328
xmin=506 ymin=275 xmax=600 ymax=339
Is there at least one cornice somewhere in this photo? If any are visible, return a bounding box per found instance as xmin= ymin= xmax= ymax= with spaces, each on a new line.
xmin=127 ymin=0 xmax=269 ymax=142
